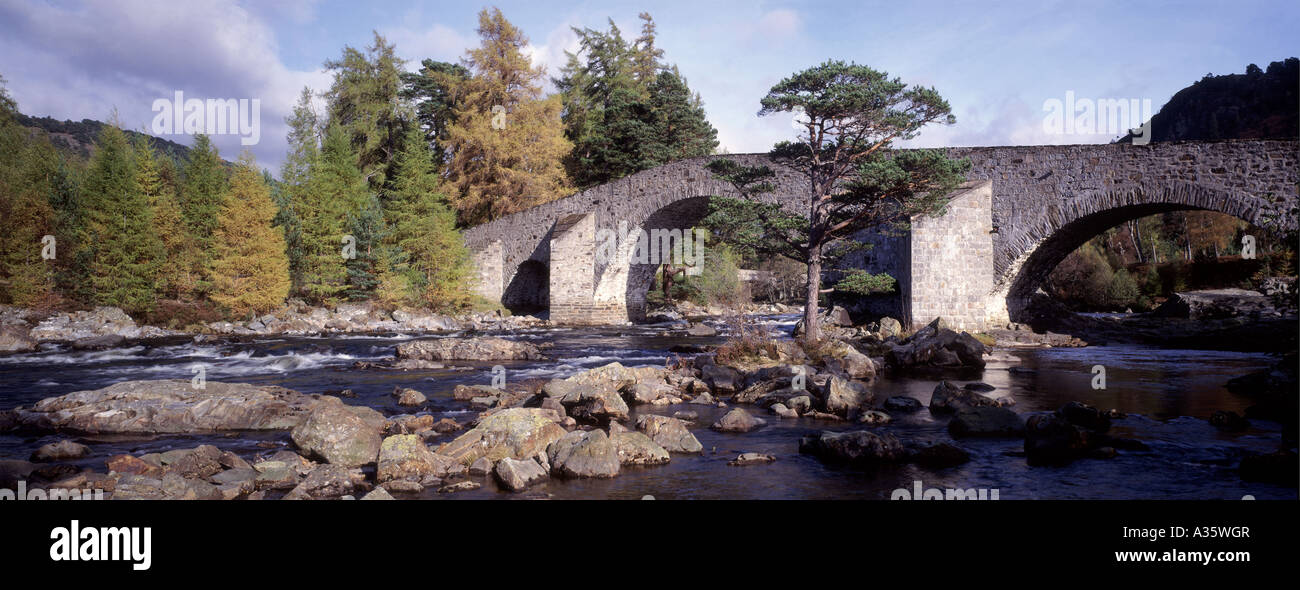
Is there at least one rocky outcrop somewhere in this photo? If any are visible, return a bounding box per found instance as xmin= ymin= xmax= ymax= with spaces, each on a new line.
xmin=396 ymin=336 xmax=543 ymax=361
xmin=9 ymin=380 xmax=323 ymax=434
xmin=885 ymin=318 xmax=986 ymax=370
xmin=27 ymin=307 xmax=180 ymax=343
xmin=291 ymin=401 xmax=385 ymax=468
xmin=376 ymin=435 xmax=455 ymax=484
xmin=0 ymin=323 xmax=38 ymax=353
xmin=436 ymin=408 xmax=567 ymax=466
xmin=494 ymin=457 xmax=549 ymax=491
xmin=547 ymin=430 xmax=620 ymax=479
xmin=31 ymin=440 xmax=90 ymax=462
xmin=636 ymin=415 xmax=703 ymax=453
xmin=1152 ymin=289 xmax=1280 ymax=320
xmin=948 ymin=406 xmax=1025 ymax=437
xmin=929 ymin=381 xmax=1014 ymax=413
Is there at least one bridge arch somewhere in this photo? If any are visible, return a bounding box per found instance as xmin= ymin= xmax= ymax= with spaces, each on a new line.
xmin=996 ymin=181 xmax=1291 ymax=322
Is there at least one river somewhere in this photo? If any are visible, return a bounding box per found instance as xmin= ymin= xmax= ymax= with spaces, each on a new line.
xmin=0 ymin=315 xmax=1292 ymax=500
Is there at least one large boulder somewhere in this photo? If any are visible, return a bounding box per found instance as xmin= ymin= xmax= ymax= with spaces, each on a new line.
xmin=885 ymin=318 xmax=986 ymax=370
xmin=929 ymin=381 xmax=1013 ymax=414
xmin=820 ymin=376 xmax=875 ymax=417
xmin=31 ymin=440 xmax=90 ymax=462
xmin=701 ymin=364 xmax=742 ymax=395
xmin=436 ymin=408 xmax=567 ymax=466
xmin=396 ymin=336 xmax=543 ymax=361
xmin=494 ymin=457 xmax=549 ymax=491
xmin=1152 ymin=289 xmax=1275 ymax=320
xmin=711 ymin=408 xmax=766 ymax=433
xmin=821 ymin=342 xmax=876 ymax=380
xmin=11 ymin=380 xmax=323 ymax=434
xmin=948 ymin=406 xmax=1025 ymax=437
xmin=636 ymin=415 xmax=703 ymax=453
xmin=610 ymin=432 xmax=670 ymax=465
xmin=1023 ymin=412 xmax=1092 ymax=465
xmin=548 ymin=382 xmax=629 ymax=425
xmin=0 ymin=324 xmax=37 ymax=354
xmin=547 ymin=430 xmax=620 ymax=479
xmin=283 ymin=464 xmax=363 ymax=500
xmin=376 ymin=435 xmax=455 ymax=483
xmin=291 ymin=402 xmax=385 ymax=468
xmin=798 ymin=430 xmax=907 ymax=465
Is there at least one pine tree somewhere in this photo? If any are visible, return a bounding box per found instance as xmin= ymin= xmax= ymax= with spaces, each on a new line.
xmin=179 ymin=133 xmax=228 ymax=288
xmin=208 ymin=153 xmax=291 ymax=317
xmin=443 ymin=7 xmax=573 ymax=225
xmin=343 ymin=194 xmax=390 ymax=301
xmin=647 ymin=70 xmax=718 ymax=163
xmin=298 ymin=121 xmax=366 ymax=304
xmin=323 ymin=31 xmax=406 ymax=191
xmin=0 ymin=83 xmax=57 ymax=306
xmin=385 ymin=123 xmax=472 ymax=309
xmin=135 ymin=138 xmax=200 ymax=299
xmin=80 ymin=121 xmax=163 ymax=314
xmin=400 ymin=59 xmax=471 ymax=161
xmin=279 ymin=87 xmax=317 ymax=294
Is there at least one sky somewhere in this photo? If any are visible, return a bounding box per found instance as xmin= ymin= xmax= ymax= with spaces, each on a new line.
xmin=0 ymin=0 xmax=1295 ymax=174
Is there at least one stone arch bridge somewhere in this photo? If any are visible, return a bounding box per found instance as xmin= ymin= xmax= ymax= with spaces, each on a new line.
xmin=463 ymin=140 xmax=1297 ymax=329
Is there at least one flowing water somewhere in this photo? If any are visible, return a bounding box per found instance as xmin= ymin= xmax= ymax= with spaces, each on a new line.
xmin=1 ymin=315 xmax=1293 ymax=500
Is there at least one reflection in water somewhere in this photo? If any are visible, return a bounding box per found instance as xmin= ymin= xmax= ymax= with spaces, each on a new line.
xmin=0 ymin=316 xmax=1292 ymax=500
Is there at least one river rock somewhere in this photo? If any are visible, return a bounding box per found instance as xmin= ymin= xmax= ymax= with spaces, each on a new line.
xmin=856 ymin=410 xmax=892 ymax=425
xmin=799 ymin=430 xmax=907 ymax=465
xmin=1152 ymin=289 xmax=1276 ymax=320
xmin=377 ymin=434 xmax=455 ymax=483
xmin=393 ymin=387 xmax=427 ymax=407
xmin=728 ymin=452 xmax=776 ymax=466
xmin=291 ymin=402 xmax=384 ymax=468
xmin=396 ymin=337 xmax=542 ymax=361
xmin=701 ymin=364 xmax=742 ymax=394
xmin=636 ymin=415 xmax=703 ymax=453
xmin=820 ymin=376 xmax=875 ymax=417
xmin=885 ymin=318 xmax=986 ymax=369
xmin=1209 ymin=410 xmax=1249 ymax=432
xmin=1023 ymin=412 xmax=1093 ymax=465
xmin=929 ymin=381 xmax=1013 ymax=413
xmin=11 ymin=379 xmax=322 ymax=434
xmin=494 ymin=457 xmax=549 ymax=491
xmin=547 ymin=430 xmax=620 ymax=479
xmin=360 ymin=487 xmax=395 ymax=500
xmin=822 ymin=341 xmax=876 ymax=380
xmin=436 ymin=408 xmax=567 ymax=466
xmin=906 ymin=441 xmax=972 ymax=467
xmin=0 ymin=324 xmax=37 ymax=353
xmin=30 ymin=440 xmax=90 ymax=462
xmin=283 ymin=464 xmax=362 ymax=500
xmin=610 ymin=431 xmax=671 ymax=466
xmin=684 ymin=323 xmax=718 ymax=337
xmin=948 ymin=406 xmax=1026 ymax=437
xmin=712 ymin=408 xmax=766 ymax=433
xmin=884 ymin=396 xmax=923 ymax=412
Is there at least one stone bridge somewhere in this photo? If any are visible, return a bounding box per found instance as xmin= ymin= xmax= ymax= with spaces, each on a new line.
xmin=463 ymin=139 xmax=1298 ymax=329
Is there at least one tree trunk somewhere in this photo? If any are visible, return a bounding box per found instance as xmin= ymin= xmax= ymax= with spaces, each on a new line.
xmin=802 ymin=241 xmax=822 ymax=343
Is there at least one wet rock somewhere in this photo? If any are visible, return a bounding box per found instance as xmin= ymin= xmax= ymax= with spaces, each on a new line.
xmin=393 ymin=387 xmax=427 ymax=407
xmin=712 ymin=408 xmax=766 ymax=433
xmin=820 ymin=376 xmax=875 ymax=417
xmin=547 ymin=430 xmax=620 ymax=479
xmin=728 ymin=453 xmax=776 ymax=466
xmin=1209 ymin=410 xmax=1249 ymax=432
xmin=396 ymin=337 xmax=542 ymax=361
xmin=106 ymin=454 xmax=160 ymax=477
xmin=31 ymin=440 xmax=90 ymax=462
xmin=70 ymin=334 xmax=126 ymax=350
xmin=798 ymin=430 xmax=907 ymax=465
xmin=701 ymin=364 xmax=742 ymax=395
xmin=822 ymin=341 xmax=876 ymax=380
xmin=165 ymin=445 xmax=225 ymax=478
xmin=494 ymin=457 xmax=548 ymax=491
xmin=360 ymin=487 xmax=395 ymax=500
xmin=610 ymin=432 xmax=670 ymax=466
xmin=11 ymin=379 xmax=323 ymax=434
xmin=453 ymin=384 xmax=503 ymax=401
xmin=284 ymin=464 xmax=361 ymax=500
xmin=771 ymin=403 xmax=799 ymax=419
xmin=1056 ymin=401 xmax=1111 ymax=433
xmin=885 ymin=318 xmax=986 ymax=369
xmin=291 ymin=402 xmax=384 ymax=468
xmin=684 ymin=323 xmax=718 ymax=337
xmin=963 ymin=382 xmax=996 ymax=393
xmin=906 ymin=442 xmax=972 ymax=467
xmin=883 ymin=396 xmax=923 ymax=412
xmin=856 ymin=410 xmax=892 ymax=425
xmin=1152 ymin=289 xmax=1275 ymax=320
xmin=435 ymin=408 xmax=567 ymax=466
xmin=929 ymin=381 xmax=1013 ymax=414
xmin=377 ymin=434 xmax=455 ymax=483
xmin=1024 ymin=413 xmax=1092 ymax=466
xmin=0 ymin=324 xmax=38 ymax=353
xmin=636 ymin=415 xmax=703 ymax=453
xmin=672 ymin=410 xmax=698 ymax=422
xmin=0 ymin=459 xmax=34 ymax=489
xmin=948 ymin=406 xmax=1025 ymax=437
xmin=787 ymin=395 xmax=813 ymax=414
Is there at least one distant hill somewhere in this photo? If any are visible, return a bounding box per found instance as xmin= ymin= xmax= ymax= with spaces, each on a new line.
xmin=1119 ymin=57 xmax=1298 ymax=143
xmin=15 ymin=112 xmax=225 ymax=166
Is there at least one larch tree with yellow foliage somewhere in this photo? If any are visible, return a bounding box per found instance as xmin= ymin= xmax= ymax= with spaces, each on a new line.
xmin=442 ymin=7 xmax=573 ymax=226
xmin=208 ymin=153 xmax=291 ymax=318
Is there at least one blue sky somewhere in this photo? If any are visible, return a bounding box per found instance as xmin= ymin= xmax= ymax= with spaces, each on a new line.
xmin=0 ymin=0 xmax=1294 ymax=172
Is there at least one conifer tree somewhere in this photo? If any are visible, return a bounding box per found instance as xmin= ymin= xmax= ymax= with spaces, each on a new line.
xmin=442 ymin=7 xmax=573 ymax=225
xmin=343 ymin=194 xmax=390 ymax=300
xmin=179 ymin=133 xmax=228 ymax=288
xmin=279 ymin=87 xmax=318 ymax=294
xmin=298 ymin=121 xmax=366 ymax=304
xmin=208 ymin=153 xmax=291 ymax=317
xmin=323 ymin=31 xmax=406 ymax=191
xmin=0 ymin=83 xmax=57 ymax=305
xmin=385 ymin=123 xmax=472 ymax=309
xmin=80 ymin=121 xmax=163 ymax=314
xmin=135 ymin=138 xmax=200 ymax=299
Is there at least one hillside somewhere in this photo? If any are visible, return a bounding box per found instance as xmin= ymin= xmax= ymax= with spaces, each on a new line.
xmin=1119 ymin=57 xmax=1298 ymax=143
xmin=15 ymin=112 xmax=223 ymax=165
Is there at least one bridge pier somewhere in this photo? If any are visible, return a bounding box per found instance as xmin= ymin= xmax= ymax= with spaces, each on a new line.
xmin=469 ymin=239 xmax=503 ymax=304
xmin=549 ymin=213 xmax=629 ymax=325
xmin=904 ymin=180 xmax=1007 ymax=331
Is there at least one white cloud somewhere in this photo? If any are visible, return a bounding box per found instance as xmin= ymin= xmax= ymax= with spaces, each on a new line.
xmin=385 ymin=23 xmax=477 ymax=72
